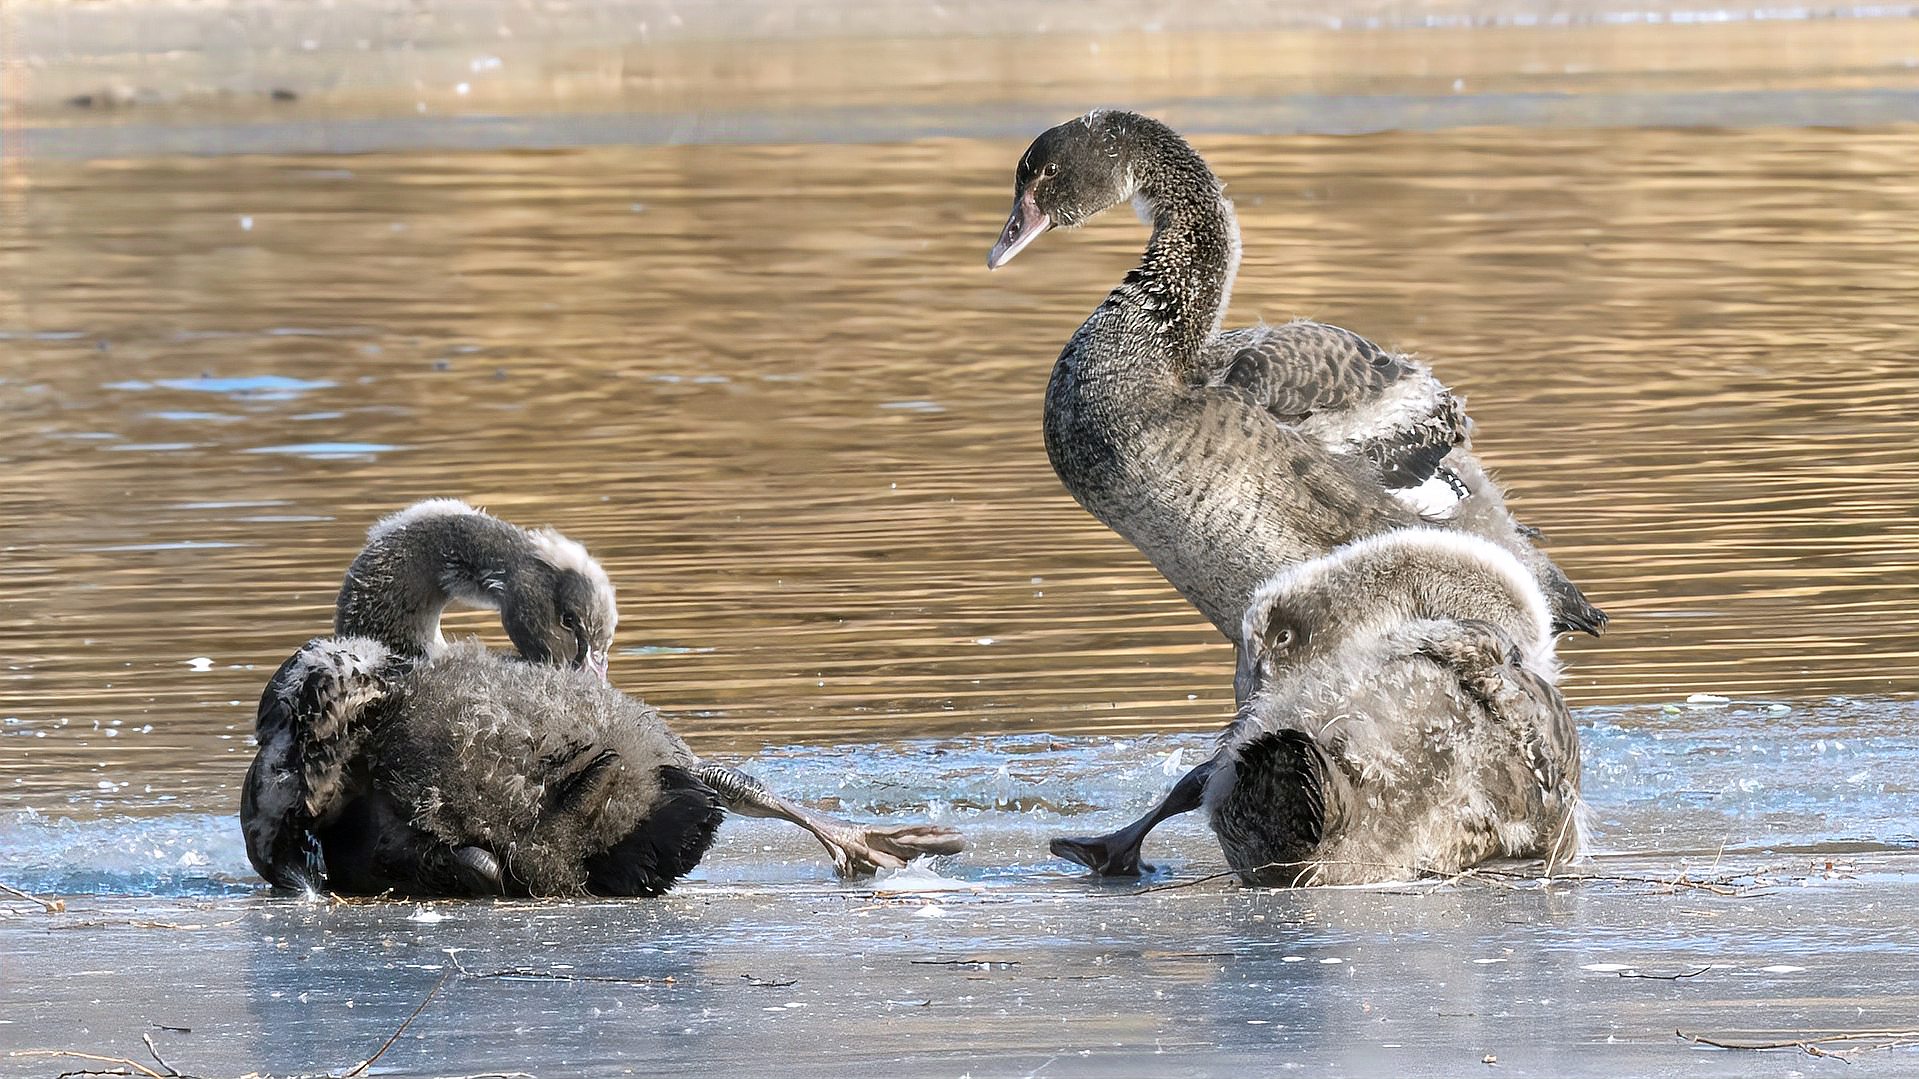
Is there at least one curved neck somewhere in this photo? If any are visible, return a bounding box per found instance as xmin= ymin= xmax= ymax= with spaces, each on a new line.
xmin=1108 ymin=125 xmax=1240 ymax=373
xmin=334 ymin=513 xmax=527 ymax=656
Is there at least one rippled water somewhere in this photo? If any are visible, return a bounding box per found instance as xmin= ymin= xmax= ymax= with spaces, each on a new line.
xmin=5 ymin=120 xmax=1918 ymax=815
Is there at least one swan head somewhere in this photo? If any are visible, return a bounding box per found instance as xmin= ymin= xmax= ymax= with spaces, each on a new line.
xmin=500 ymin=527 xmax=619 ymax=680
xmin=1235 ymin=529 xmax=1555 ymax=701
xmin=987 ymin=109 xmax=1146 ymax=269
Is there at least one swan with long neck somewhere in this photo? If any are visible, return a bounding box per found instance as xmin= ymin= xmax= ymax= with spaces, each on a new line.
xmin=988 ymin=109 xmax=1603 ymax=650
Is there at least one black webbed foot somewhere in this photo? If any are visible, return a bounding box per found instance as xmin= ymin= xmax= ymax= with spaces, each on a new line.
xmin=1049 ymin=833 xmax=1151 ymax=877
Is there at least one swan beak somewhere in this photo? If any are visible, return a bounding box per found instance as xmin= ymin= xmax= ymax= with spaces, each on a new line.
xmin=987 ymin=190 xmax=1050 ymax=269
xmin=588 ymin=649 xmax=609 ymax=682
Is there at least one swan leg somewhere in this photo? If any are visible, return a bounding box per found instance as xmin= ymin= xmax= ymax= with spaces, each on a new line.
xmin=1049 ymin=757 xmax=1215 ymax=877
xmin=695 ymin=764 xmax=966 ymax=878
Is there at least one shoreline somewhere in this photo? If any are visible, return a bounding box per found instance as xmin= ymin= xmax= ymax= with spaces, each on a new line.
xmin=8 ymin=4 xmax=1919 ymax=159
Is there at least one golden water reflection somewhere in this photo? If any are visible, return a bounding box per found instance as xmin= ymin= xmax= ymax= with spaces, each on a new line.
xmin=3 ymin=123 xmax=1917 ymax=810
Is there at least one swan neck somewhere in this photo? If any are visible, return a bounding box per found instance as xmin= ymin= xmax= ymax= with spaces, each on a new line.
xmin=1121 ymin=137 xmax=1240 ymax=367
xmin=334 ymin=513 xmax=522 ymax=655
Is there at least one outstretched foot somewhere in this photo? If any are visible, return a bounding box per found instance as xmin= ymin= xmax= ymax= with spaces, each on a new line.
xmin=1049 ymin=757 xmax=1218 ymax=878
xmin=812 ymin=821 xmax=968 ymax=877
xmin=1049 ymin=832 xmax=1151 ymax=877
xmin=695 ymin=762 xmax=967 ymax=878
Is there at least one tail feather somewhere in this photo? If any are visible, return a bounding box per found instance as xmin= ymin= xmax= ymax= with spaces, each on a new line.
xmin=585 ymin=765 xmax=725 ymax=897
xmin=1543 ymin=569 xmax=1608 ymax=637
xmin=1212 ymin=729 xmax=1338 ymax=887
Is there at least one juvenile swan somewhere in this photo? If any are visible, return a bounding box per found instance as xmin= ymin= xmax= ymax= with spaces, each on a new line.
xmin=334 ymin=498 xmax=620 ymax=674
xmin=1060 ymin=530 xmax=1583 ymax=883
xmin=985 ymin=110 xmax=1605 ymax=652
xmin=241 ymin=502 xmax=965 ymax=897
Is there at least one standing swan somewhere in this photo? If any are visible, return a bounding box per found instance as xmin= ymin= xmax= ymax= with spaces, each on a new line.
xmin=241 ymin=501 xmax=966 ymax=896
xmin=985 ymin=109 xmax=1604 ymax=651
xmin=987 ymin=111 xmax=1601 ymax=874
xmin=1070 ymin=530 xmax=1582 ymax=884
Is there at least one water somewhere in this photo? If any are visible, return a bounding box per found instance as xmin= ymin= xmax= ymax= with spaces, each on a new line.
xmin=6 ymin=123 xmax=1919 ymax=812
xmin=6 ymin=10 xmax=1919 ymax=1076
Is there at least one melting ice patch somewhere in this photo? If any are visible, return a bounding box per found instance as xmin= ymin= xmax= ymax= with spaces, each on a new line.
xmin=0 ymin=811 xmax=253 ymax=897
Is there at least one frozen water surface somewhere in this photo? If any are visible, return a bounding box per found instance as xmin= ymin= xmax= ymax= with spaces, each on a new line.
xmin=5 ymin=699 xmax=1919 ymax=1077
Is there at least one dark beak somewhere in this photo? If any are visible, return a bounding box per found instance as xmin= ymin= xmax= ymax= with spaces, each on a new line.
xmin=1232 ymin=639 xmax=1264 ymax=707
xmin=986 ymin=188 xmax=1051 ymax=270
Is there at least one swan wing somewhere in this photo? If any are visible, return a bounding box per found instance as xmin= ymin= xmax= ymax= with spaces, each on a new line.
xmin=240 ymin=636 xmax=398 ymax=891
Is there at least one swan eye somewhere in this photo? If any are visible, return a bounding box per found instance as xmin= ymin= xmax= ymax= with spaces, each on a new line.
xmin=1041 ymin=162 xmax=1060 ymax=179
xmin=1264 ymin=625 xmax=1296 ymax=654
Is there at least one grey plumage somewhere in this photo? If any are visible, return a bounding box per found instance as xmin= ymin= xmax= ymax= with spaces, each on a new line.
xmin=990 ymin=110 xmax=1605 ymax=653
xmin=335 ymin=498 xmax=618 ymax=675
xmin=240 ymin=636 xmax=396 ymax=893
xmin=353 ymin=640 xmax=722 ymax=896
xmin=243 ymin=637 xmax=723 ymax=897
xmin=244 ymin=499 xmax=635 ymax=895
xmin=1207 ymin=529 xmax=1583 ymax=886
xmin=241 ymin=501 xmax=964 ymax=897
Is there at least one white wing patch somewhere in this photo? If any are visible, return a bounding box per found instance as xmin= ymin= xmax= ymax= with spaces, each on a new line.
xmin=1392 ymin=473 xmax=1465 ymax=520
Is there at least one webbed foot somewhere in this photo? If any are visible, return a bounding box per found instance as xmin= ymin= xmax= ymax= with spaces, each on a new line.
xmin=815 ymin=821 xmax=968 ymax=878
xmin=695 ymin=762 xmax=965 ymax=878
xmin=1049 ymin=832 xmax=1151 ymax=877
xmin=1048 ymin=758 xmax=1217 ymax=878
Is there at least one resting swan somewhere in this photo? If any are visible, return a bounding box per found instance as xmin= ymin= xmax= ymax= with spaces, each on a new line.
xmin=241 ymin=500 xmax=965 ymax=896
xmin=1057 ymin=530 xmax=1583 ymax=883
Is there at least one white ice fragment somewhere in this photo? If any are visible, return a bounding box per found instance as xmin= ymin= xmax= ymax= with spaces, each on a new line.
xmin=408 ymin=906 xmax=446 ymax=923
xmin=96 ymin=780 xmax=114 ymax=790
xmin=914 ymin=905 xmax=945 ymax=919
xmin=1161 ymin=747 xmax=1184 ymax=776
xmin=1685 ymin=692 xmax=1730 ymax=705
xmin=187 ymin=657 xmax=215 ymax=672
xmin=1318 ymin=957 xmax=1343 ymax=965
xmin=871 ymin=862 xmax=979 ymax=895
xmin=1581 ymin=962 xmax=1633 ymax=972
xmin=455 ymin=82 xmax=471 ymax=95
xmin=974 ymin=637 xmax=995 ymax=646
xmin=1759 ymin=964 xmax=1806 ymax=973
xmin=1281 ymin=956 xmax=1307 ymax=963
xmin=238 ymin=216 xmax=253 ymax=232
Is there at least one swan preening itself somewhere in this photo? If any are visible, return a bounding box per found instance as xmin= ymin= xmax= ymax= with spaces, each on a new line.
xmin=240 ymin=500 xmax=964 ymax=897
xmin=987 ymin=109 xmax=1605 ymax=661
xmin=1056 ymin=529 xmax=1583 ymax=885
